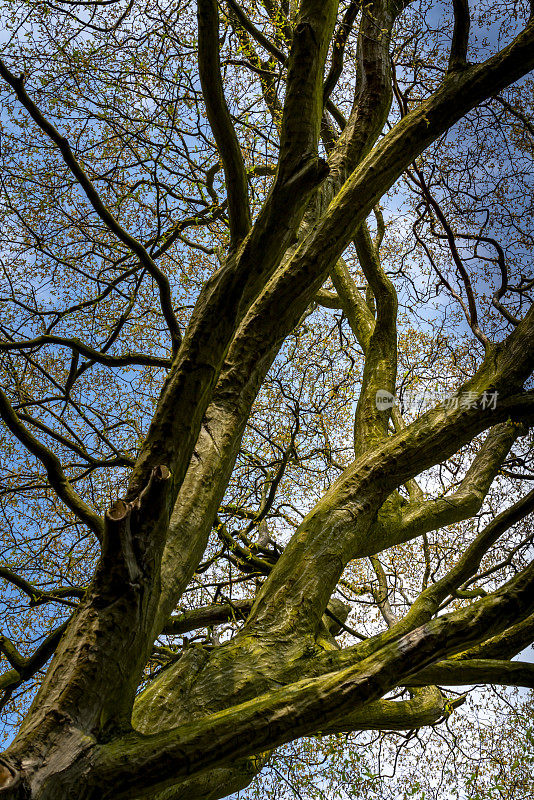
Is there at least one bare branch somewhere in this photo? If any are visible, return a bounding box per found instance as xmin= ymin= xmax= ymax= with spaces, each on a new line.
xmin=0 ymin=60 xmax=182 ymax=354
xmin=0 ymin=567 xmax=85 ymax=608
xmin=0 ymin=335 xmax=170 ymax=369
xmin=0 ymin=389 xmax=105 ymax=540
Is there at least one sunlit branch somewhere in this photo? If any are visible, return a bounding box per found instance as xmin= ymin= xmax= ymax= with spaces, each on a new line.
xmin=398 ymin=485 xmax=534 ymax=632
xmin=457 ymin=613 xmax=534 ymax=660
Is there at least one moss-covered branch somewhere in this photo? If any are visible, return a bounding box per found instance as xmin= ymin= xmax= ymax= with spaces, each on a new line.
xmin=364 ymin=421 xmax=523 ymax=556
xmin=408 ymin=658 xmax=534 ymax=689
xmin=246 ymin=305 xmax=534 ymax=638
xmin=93 ymin=561 xmax=534 ymax=798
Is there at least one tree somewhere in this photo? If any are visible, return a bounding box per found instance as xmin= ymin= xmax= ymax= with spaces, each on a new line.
xmin=0 ymin=0 xmax=533 ymax=797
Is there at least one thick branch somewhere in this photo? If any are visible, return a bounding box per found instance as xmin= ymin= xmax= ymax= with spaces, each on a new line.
xmin=330 ymin=257 xmax=374 ymax=349
xmin=366 ymin=421 xmax=522 ymax=555
xmin=94 ymin=562 xmax=534 ymax=797
xmin=324 ymin=686 xmax=449 ymax=732
xmin=353 ymin=220 xmax=398 ymax=454
xmin=408 ymin=658 xmax=534 ymax=689
xmin=198 ymin=0 xmax=251 ymax=245
xmin=397 ymin=484 xmax=534 ymax=633
xmin=277 ymin=0 xmax=339 ymax=180
xmin=448 ymin=0 xmax=470 ymax=72
xmin=246 ymin=305 xmax=534 ymax=637
xmin=327 ymin=0 xmax=401 ymax=181
xmin=128 ymin=2 xmax=534 ymax=519
xmin=456 ymin=613 xmax=534 ymax=660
